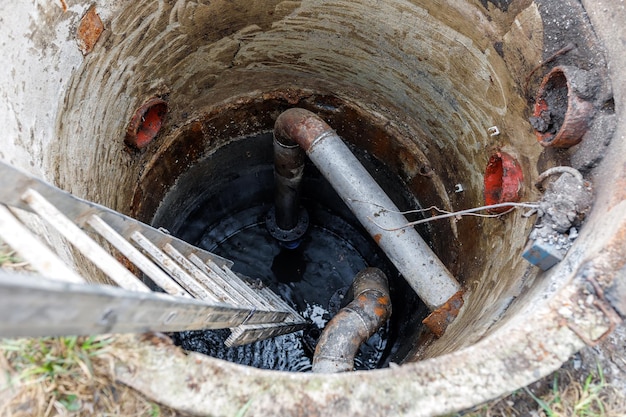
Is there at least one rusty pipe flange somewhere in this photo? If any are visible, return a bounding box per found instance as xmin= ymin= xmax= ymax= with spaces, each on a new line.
xmin=422 ymin=291 xmax=464 ymax=338
xmin=124 ymin=97 xmax=168 ymax=150
xmin=531 ymin=66 xmax=595 ymax=148
xmin=265 ymin=207 xmax=309 ymax=249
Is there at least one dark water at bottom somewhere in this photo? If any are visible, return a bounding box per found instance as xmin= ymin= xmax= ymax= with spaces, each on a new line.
xmin=171 ymin=205 xmax=391 ymax=372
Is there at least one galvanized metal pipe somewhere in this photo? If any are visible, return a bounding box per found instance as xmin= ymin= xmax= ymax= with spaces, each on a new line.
xmin=312 ymin=268 xmax=392 ymax=373
xmin=274 ymin=108 xmax=461 ymax=310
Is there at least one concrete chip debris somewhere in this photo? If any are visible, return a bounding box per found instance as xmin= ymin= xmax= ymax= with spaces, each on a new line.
xmin=523 ymin=167 xmax=593 ymax=270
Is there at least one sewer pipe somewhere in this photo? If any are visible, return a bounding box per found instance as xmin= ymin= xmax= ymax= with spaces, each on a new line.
xmin=274 ymin=108 xmax=461 ymax=311
xmin=266 ymin=132 xmax=309 ymax=248
xmin=272 ymin=138 xmax=306 ymax=231
xmin=312 ymin=267 xmax=392 ymax=373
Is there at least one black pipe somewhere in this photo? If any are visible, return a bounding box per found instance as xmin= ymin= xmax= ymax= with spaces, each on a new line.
xmin=266 ymin=117 xmax=309 ymax=248
xmin=312 ymin=267 xmax=392 ymax=373
xmin=273 ymin=138 xmax=305 ymax=231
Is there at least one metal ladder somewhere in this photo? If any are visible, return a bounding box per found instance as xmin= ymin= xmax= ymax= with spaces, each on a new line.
xmin=0 ymin=161 xmax=306 ymax=347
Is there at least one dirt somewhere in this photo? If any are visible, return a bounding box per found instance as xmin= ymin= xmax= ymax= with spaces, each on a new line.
xmin=530 ymin=83 xmax=567 ymax=136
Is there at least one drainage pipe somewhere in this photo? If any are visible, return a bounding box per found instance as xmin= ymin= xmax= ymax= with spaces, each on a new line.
xmin=312 ymin=267 xmax=392 ymax=373
xmin=274 ymin=108 xmax=461 ymax=311
xmin=266 ymin=132 xmax=309 ymax=248
xmin=273 ymin=139 xmax=306 ymax=231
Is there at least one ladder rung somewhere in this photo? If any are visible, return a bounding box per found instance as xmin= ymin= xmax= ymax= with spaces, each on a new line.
xmin=188 ymin=254 xmax=256 ymax=309
xmin=259 ymin=287 xmax=300 ymax=317
xmin=130 ymin=231 xmax=219 ymax=301
xmin=162 ymin=243 xmax=236 ymax=304
xmin=220 ymin=265 xmax=277 ymax=311
xmin=87 ymin=215 xmax=190 ymax=298
xmin=204 ymin=260 xmax=268 ymax=309
xmin=0 ymin=204 xmax=84 ymax=284
xmin=21 ymin=189 xmax=150 ymax=292
xmin=132 ymin=235 xmax=291 ymax=324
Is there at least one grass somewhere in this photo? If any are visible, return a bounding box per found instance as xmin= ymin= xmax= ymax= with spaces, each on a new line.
xmin=457 ymin=363 xmax=626 ymax=417
xmin=0 ymin=242 xmax=31 ymax=270
xmin=0 ymin=335 xmax=189 ymax=417
xmin=525 ymin=364 xmax=625 ymax=417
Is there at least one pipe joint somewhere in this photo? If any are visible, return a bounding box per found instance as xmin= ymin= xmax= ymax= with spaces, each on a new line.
xmin=265 ymin=207 xmax=309 ymax=249
xmin=274 ymin=108 xmax=334 ymax=151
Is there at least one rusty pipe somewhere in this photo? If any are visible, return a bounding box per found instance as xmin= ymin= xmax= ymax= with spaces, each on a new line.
xmin=274 ymin=108 xmax=461 ymax=311
xmin=312 ymin=268 xmax=392 ymax=373
xmin=531 ymin=66 xmax=596 ymax=148
xmin=273 ymin=139 xmax=306 ymax=231
xmin=266 ymin=118 xmax=309 ymax=248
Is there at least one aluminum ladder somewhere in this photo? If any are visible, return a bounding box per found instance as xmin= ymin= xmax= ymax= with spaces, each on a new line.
xmin=0 ymin=161 xmax=306 ymax=346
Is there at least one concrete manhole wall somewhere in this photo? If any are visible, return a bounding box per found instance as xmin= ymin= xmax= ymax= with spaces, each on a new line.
xmin=1 ymin=0 xmax=625 ymax=416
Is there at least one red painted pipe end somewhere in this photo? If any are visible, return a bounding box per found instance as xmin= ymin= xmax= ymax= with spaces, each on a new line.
xmin=484 ymin=151 xmax=523 ymax=214
xmin=531 ymin=66 xmax=594 ymax=148
xmin=125 ymin=97 xmax=168 ymax=150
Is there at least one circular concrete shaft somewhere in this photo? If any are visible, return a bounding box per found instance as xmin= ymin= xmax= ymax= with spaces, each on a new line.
xmin=0 ymin=0 xmax=624 ymax=415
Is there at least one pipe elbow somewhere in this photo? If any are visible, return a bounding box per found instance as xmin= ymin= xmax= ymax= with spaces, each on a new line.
xmin=274 ymin=108 xmax=334 ymax=151
xmin=312 ymin=268 xmax=392 ymax=373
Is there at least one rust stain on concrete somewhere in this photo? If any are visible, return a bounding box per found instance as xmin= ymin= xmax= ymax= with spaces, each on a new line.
xmin=77 ymin=5 xmax=104 ymax=55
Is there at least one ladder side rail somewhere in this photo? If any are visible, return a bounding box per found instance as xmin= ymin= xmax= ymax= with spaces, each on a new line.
xmin=0 ymin=161 xmax=232 ymax=269
xmin=0 ymin=271 xmax=259 ymax=338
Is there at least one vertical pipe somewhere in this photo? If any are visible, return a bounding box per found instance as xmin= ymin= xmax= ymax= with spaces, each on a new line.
xmin=274 ymin=108 xmax=461 ymax=310
xmin=273 ymin=138 xmax=306 ymax=231
xmin=266 ymin=133 xmax=309 ymax=248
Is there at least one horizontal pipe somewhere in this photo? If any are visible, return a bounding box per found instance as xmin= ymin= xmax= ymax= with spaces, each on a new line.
xmin=274 ymin=108 xmax=461 ymax=310
xmin=312 ymin=268 xmax=392 ymax=373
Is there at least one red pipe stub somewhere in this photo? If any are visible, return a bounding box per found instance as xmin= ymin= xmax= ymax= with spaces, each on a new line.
xmin=484 ymin=151 xmax=523 ymax=213
xmin=125 ymin=97 xmax=168 ymax=150
xmin=531 ymin=66 xmax=594 ymax=148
